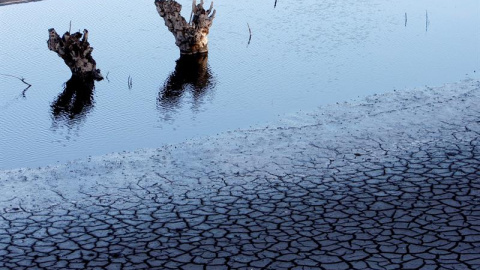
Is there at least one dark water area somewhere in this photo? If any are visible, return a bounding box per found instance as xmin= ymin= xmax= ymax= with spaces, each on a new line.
xmin=0 ymin=0 xmax=479 ymax=169
xmin=158 ymin=54 xmax=215 ymax=120
xmin=51 ymin=76 xmax=95 ymax=127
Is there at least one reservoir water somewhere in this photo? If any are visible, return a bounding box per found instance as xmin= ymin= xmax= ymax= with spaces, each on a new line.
xmin=0 ymin=0 xmax=479 ymax=169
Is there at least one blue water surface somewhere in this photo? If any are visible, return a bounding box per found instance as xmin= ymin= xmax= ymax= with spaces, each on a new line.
xmin=0 ymin=0 xmax=479 ymax=169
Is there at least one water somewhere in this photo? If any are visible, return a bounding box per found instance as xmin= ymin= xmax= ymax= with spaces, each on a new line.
xmin=0 ymin=0 xmax=479 ymax=170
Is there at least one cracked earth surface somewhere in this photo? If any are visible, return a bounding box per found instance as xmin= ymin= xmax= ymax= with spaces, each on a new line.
xmin=0 ymin=80 xmax=479 ymax=269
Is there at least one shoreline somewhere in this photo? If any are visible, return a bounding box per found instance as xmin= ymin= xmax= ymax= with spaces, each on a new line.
xmin=0 ymin=79 xmax=479 ymax=268
xmin=1 ymin=79 xmax=478 ymax=211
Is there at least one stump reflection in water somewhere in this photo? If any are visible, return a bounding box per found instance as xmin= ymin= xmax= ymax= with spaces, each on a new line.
xmin=51 ymin=76 xmax=95 ymax=127
xmin=158 ymin=54 xmax=215 ymax=117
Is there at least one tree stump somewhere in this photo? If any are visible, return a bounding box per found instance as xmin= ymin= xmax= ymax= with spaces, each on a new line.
xmin=154 ymin=0 xmax=216 ymax=55
xmin=47 ymin=28 xmax=103 ymax=81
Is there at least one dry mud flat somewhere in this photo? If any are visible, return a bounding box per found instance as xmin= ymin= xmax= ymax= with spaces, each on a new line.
xmin=0 ymin=80 xmax=479 ymax=269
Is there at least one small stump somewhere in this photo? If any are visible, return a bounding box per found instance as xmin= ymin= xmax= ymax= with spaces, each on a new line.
xmin=155 ymin=0 xmax=216 ymax=55
xmin=47 ymin=28 xmax=103 ymax=81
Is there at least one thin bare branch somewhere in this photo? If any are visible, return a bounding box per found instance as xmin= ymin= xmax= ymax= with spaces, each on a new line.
xmin=247 ymin=23 xmax=252 ymax=46
xmin=128 ymin=75 xmax=133 ymax=89
xmin=0 ymin=73 xmax=32 ymax=97
xmin=0 ymin=73 xmax=31 ymax=87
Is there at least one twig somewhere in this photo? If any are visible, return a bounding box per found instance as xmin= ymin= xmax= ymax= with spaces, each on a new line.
xmin=274 ymin=0 xmax=278 ymax=8
xmin=106 ymin=71 xmax=110 ymax=82
xmin=404 ymin=12 xmax=407 ymax=27
xmin=0 ymin=73 xmax=31 ymax=86
xmin=0 ymin=73 xmax=32 ymax=97
xmin=189 ymin=0 xmax=196 ymax=24
xmin=247 ymin=23 xmax=252 ymax=46
xmin=189 ymin=9 xmax=194 ymax=25
xmin=21 ymin=85 xmax=31 ymax=97
xmin=128 ymin=75 xmax=133 ymax=89
xmin=425 ymin=10 xmax=429 ymax=32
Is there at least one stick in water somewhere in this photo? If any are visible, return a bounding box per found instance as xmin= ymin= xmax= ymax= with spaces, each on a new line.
xmin=425 ymin=10 xmax=429 ymax=32
xmin=0 ymin=73 xmax=32 ymax=97
xmin=128 ymin=75 xmax=133 ymax=89
xmin=247 ymin=23 xmax=252 ymax=46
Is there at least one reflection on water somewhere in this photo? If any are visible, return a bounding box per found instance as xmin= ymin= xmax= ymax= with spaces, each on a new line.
xmin=51 ymin=76 xmax=95 ymax=127
xmin=1 ymin=0 xmax=479 ymax=169
xmin=158 ymin=54 xmax=215 ymax=118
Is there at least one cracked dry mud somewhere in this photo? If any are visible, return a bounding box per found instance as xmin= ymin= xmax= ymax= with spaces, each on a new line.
xmin=0 ymin=80 xmax=479 ymax=269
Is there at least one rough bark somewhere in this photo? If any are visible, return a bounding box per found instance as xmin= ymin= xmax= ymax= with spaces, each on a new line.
xmin=47 ymin=28 xmax=103 ymax=81
xmin=155 ymin=0 xmax=215 ymax=55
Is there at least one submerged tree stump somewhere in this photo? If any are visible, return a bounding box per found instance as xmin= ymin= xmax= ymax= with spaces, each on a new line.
xmin=155 ymin=0 xmax=216 ymax=55
xmin=47 ymin=28 xmax=103 ymax=81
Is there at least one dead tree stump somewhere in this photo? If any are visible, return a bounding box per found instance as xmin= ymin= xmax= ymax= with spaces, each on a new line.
xmin=155 ymin=0 xmax=216 ymax=55
xmin=47 ymin=28 xmax=103 ymax=81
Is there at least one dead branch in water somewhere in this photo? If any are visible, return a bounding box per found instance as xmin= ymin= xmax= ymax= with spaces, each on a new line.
xmin=0 ymin=73 xmax=32 ymax=97
xmin=128 ymin=75 xmax=133 ymax=89
xmin=0 ymin=73 xmax=32 ymax=87
xmin=247 ymin=23 xmax=252 ymax=46
xmin=425 ymin=10 xmax=429 ymax=32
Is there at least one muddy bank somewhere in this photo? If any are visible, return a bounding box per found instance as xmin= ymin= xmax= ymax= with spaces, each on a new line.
xmin=1 ymin=79 xmax=478 ymax=210
xmin=0 ymin=80 xmax=479 ymax=268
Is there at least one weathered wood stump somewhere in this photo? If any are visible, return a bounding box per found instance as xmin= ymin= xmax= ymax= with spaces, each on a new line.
xmin=47 ymin=28 xmax=103 ymax=81
xmin=155 ymin=0 xmax=216 ymax=55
